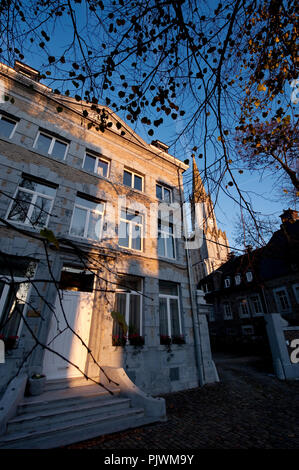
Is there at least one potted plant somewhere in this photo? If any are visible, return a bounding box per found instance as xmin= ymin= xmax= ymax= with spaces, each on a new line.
xmin=128 ymin=334 xmax=145 ymax=347
xmin=4 ymin=335 xmax=18 ymax=350
xmin=160 ymin=335 xmax=172 ymax=346
xmin=172 ymin=334 xmax=185 ymax=345
xmin=28 ymin=373 xmax=46 ymax=396
xmin=112 ymin=334 xmax=127 ymax=346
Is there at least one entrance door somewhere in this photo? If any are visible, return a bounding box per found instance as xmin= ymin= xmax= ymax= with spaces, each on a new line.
xmin=43 ymin=290 xmax=94 ymax=380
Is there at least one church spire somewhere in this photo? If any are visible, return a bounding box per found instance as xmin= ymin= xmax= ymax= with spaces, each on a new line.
xmin=192 ymin=155 xmax=207 ymax=203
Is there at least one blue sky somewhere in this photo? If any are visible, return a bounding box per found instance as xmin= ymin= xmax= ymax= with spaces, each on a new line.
xmin=3 ymin=1 xmax=296 ymax=251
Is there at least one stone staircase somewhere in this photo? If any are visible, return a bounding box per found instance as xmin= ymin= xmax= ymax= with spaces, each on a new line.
xmin=0 ymin=380 xmax=150 ymax=449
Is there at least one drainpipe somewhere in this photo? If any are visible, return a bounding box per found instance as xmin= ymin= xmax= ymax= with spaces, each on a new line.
xmin=177 ymin=169 xmax=205 ymax=386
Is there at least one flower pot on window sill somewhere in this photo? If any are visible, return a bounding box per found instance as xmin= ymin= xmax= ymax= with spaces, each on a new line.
xmin=112 ymin=335 xmax=127 ymax=347
xmin=160 ymin=335 xmax=172 ymax=346
xmin=4 ymin=336 xmax=18 ymax=350
xmin=28 ymin=374 xmax=46 ymax=396
xmin=172 ymin=335 xmax=185 ymax=345
xmin=128 ymin=335 xmax=145 ymax=347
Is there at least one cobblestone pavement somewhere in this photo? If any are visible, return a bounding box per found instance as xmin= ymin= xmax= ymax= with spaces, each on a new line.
xmin=64 ymin=354 xmax=299 ymax=449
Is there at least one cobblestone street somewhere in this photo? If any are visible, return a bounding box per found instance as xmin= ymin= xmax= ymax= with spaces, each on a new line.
xmin=64 ymin=354 xmax=299 ymax=450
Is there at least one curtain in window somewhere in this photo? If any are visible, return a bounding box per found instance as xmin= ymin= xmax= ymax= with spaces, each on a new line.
xmin=129 ymin=294 xmax=140 ymax=335
xmin=159 ymin=297 xmax=168 ymax=336
xmin=170 ymin=298 xmax=180 ymax=336
xmin=113 ymin=292 xmax=127 ymax=337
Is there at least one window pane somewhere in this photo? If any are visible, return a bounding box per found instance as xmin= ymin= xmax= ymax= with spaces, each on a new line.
xmin=129 ymin=294 xmax=141 ymax=335
xmin=156 ymin=185 xmax=162 ymax=200
xmin=20 ymin=178 xmax=37 ymax=191
xmin=170 ymin=298 xmax=180 ymax=336
xmin=70 ymin=206 xmax=87 ymax=237
xmin=159 ymin=297 xmax=168 ymax=336
xmin=30 ymin=196 xmax=52 ymax=227
xmin=119 ymin=221 xmax=129 ymax=247
xmin=131 ymin=224 xmax=141 ymax=250
xmin=75 ymin=196 xmax=103 ymax=212
xmin=52 ymin=140 xmax=67 ymax=160
xmin=83 ymin=154 xmax=96 ymax=173
xmin=97 ymin=159 xmax=108 ymax=177
xmin=159 ymin=281 xmax=178 ymax=296
xmin=0 ymin=282 xmax=29 ymax=337
xmin=87 ymin=212 xmax=102 ymax=240
xmin=166 ymin=235 xmax=175 ymax=258
xmin=158 ymin=232 xmax=165 ymax=257
xmin=36 ymin=133 xmax=52 ymax=154
xmin=8 ymin=190 xmax=32 ymax=223
xmin=164 ymin=188 xmax=171 ymax=202
xmin=35 ymin=182 xmax=56 ymax=198
xmin=0 ymin=117 xmax=15 ymax=138
xmin=123 ymin=170 xmax=132 ymax=187
xmin=134 ymin=174 xmax=142 ymax=191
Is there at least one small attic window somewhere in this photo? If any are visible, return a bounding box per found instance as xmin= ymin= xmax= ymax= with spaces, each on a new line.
xmin=14 ymin=61 xmax=40 ymax=82
xmin=235 ymin=274 xmax=241 ymax=285
xmin=224 ymin=277 xmax=231 ymax=288
xmin=246 ymin=271 xmax=253 ymax=282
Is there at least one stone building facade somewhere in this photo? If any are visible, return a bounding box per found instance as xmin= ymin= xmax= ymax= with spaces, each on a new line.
xmin=0 ymin=61 xmax=218 ymax=397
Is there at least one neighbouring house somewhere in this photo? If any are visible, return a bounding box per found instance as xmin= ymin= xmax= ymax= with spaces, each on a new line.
xmin=0 ymin=60 xmax=219 ymax=407
xmin=199 ymin=209 xmax=299 ymax=353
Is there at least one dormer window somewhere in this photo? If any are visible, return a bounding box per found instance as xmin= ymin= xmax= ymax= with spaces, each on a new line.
xmin=224 ymin=277 xmax=231 ymax=288
xmin=235 ymin=274 xmax=241 ymax=285
xmin=246 ymin=271 xmax=253 ymax=282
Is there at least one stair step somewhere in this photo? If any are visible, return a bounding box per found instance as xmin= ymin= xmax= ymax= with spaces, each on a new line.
xmin=44 ymin=376 xmax=101 ymax=392
xmin=8 ymin=397 xmax=131 ymax=433
xmin=18 ymin=385 xmax=120 ymax=415
xmin=0 ymin=407 xmax=145 ymax=449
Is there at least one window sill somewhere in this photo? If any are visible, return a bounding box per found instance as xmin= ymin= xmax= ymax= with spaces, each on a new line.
xmin=80 ymin=167 xmax=110 ymax=181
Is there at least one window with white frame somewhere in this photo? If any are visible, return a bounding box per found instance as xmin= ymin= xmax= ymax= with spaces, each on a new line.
xmin=223 ymin=302 xmax=233 ymax=320
xmin=224 ymin=277 xmax=231 ymax=288
xmin=0 ymin=114 xmax=17 ymax=139
xmin=0 ymin=257 xmax=35 ymax=341
xmin=158 ymin=211 xmax=175 ymax=259
xmin=123 ymin=169 xmax=143 ymax=191
xmin=238 ymin=298 xmax=250 ymax=317
xmin=246 ymin=271 xmax=253 ymax=282
xmin=0 ymin=279 xmax=31 ymax=341
xmin=235 ymin=274 xmax=241 ymax=285
xmin=119 ymin=208 xmax=143 ymax=251
xmin=242 ymin=325 xmax=254 ymax=335
xmin=159 ymin=281 xmax=182 ymax=341
xmin=70 ymin=195 xmax=104 ymax=241
xmin=273 ymin=287 xmax=291 ymax=312
xmin=249 ymin=294 xmax=263 ymax=316
xmin=7 ymin=176 xmax=56 ymax=228
xmin=292 ymin=284 xmax=299 ymax=303
xmin=112 ymin=276 xmax=143 ymax=344
xmin=82 ymin=152 xmax=109 ymax=178
xmin=156 ymin=183 xmax=172 ymax=203
xmin=34 ymin=130 xmax=68 ymax=160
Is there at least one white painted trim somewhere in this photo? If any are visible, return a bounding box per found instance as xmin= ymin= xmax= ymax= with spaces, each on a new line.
xmin=0 ymin=114 xmax=18 ymax=139
xmin=33 ymin=129 xmax=69 ymax=160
